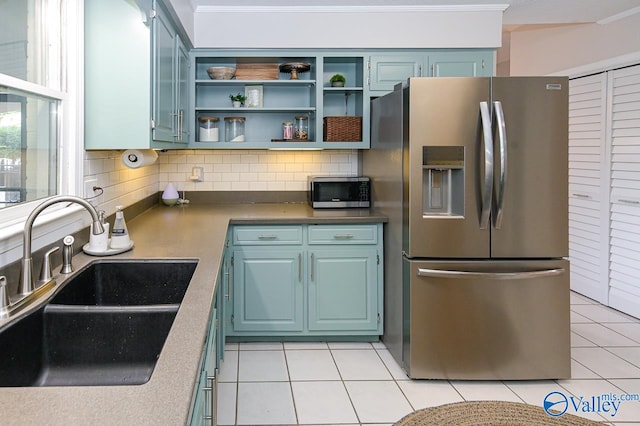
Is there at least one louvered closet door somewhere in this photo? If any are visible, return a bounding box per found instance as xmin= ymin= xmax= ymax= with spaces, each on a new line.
xmin=568 ymin=73 xmax=609 ymax=303
xmin=607 ymin=64 xmax=640 ymax=317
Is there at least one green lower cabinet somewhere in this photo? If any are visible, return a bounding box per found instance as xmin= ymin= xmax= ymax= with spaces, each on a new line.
xmin=308 ymin=248 xmax=379 ymax=332
xmin=190 ymin=296 xmax=219 ymax=425
xmin=190 ymin=368 xmax=208 ymax=426
xmin=232 ymin=249 xmax=304 ymax=332
xmin=227 ymin=223 xmax=383 ymax=338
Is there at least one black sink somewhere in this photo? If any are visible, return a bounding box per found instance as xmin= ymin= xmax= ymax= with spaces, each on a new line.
xmin=0 ymin=259 xmax=198 ymax=387
xmin=0 ymin=304 xmax=178 ymax=387
xmin=50 ymin=260 xmax=197 ymax=305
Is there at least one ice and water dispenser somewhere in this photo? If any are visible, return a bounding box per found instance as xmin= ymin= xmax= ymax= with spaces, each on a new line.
xmin=422 ymin=146 xmax=464 ymax=217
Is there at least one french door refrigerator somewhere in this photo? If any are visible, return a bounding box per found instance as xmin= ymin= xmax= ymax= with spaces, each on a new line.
xmin=363 ymin=77 xmax=571 ymax=380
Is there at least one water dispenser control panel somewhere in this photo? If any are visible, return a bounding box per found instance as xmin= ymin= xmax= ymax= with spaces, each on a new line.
xmin=422 ymin=146 xmax=464 ymax=217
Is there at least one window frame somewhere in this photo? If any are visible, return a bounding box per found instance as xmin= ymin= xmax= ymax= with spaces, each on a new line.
xmin=0 ymin=0 xmax=83 ymax=252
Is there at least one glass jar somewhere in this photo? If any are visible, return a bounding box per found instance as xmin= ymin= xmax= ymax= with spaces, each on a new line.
xmin=294 ymin=116 xmax=309 ymax=140
xmin=198 ymin=116 xmax=219 ymax=142
xmin=282 ymin=121 xmax=293 ymax=140
xmin=224 ymin=116 xmax=246 ymax=142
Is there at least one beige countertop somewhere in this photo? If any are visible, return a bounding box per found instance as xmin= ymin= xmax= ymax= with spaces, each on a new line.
xmin=0 ymin=203 xmax=386 ymax=426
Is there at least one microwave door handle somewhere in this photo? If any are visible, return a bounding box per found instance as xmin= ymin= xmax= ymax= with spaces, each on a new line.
xmin=479 ymin=101 xmax=494 ymax=230
xmin=493 ymin=101 xmax=507 ymax=229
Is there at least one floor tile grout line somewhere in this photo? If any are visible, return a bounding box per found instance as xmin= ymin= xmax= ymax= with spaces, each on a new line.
xmin=282 ymin=347 xmax=300 ymax=425
xmin=329 ymin=344 xmax=364 ymax=425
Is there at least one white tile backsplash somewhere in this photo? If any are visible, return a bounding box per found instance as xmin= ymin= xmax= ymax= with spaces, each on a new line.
xmin=83 ymin=150 xmax=159 ymax=216
xmin=158 ymin=149 xmax=359 ymax=192
xmin=83 ymin=148 xmax=358 ymax=214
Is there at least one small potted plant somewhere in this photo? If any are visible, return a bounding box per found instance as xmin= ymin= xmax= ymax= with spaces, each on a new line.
xmin=229 ymin=93 xmax=247 ymax=108
xmin=329 ymin=73 xmax=346 ymax=87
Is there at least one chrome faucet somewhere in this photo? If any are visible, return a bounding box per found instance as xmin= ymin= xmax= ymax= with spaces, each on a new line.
xmin=18 ymin=195 xmax=105 ymax=296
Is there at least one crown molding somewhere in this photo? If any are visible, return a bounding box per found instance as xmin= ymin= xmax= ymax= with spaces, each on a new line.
xmin=597 ymin=5 xmax=640 ymax=24
xmin=194 ymin=4 xmax=508 ymax=14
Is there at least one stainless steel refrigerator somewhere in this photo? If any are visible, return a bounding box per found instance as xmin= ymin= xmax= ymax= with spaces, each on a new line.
xmin=363 ymin=77 xmax=571 ymax=380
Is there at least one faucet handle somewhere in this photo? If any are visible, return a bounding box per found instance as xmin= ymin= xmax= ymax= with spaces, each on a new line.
xmin=39 ymin=246 xmax=60 ymax=283
xmin=0 ymin=276 xmax=10 ymax=317
xmin=60 ymin=235 xmax=75 ymax=274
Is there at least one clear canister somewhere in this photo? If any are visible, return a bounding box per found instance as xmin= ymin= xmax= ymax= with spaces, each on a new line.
xmin=294 ymin=116 xmax=309 ymax=140
xmin=283 ymin=121 xmax=293 ymax=140
xmin=198 ymin=116 xmax=219 ymax=142
xmin=224 ymin=116 xmax=246 ymax=142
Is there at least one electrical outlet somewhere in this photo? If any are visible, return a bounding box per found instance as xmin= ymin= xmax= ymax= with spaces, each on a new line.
xmin=84 ymin=178 xmax=100 ymax=206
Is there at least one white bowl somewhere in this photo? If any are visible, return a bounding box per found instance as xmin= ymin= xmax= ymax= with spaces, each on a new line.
xmin=207 ymin=66 xmax=236 ymax=80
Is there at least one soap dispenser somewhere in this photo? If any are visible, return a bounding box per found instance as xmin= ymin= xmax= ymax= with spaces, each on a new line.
xmin=110 ymin=205 xmax=131 ymax=249
xmin=89 ymin=210 xmax=109 ymax=252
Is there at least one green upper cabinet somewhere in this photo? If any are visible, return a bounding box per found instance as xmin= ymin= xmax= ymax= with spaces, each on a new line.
xmin=368 ymin=55 xmax=425 ymax=92
xmin=84 ymin=0 xmax=190 ymax=150
xmin=152 ymin=4 xmax=190 ymax=143
xmin=368 ymin=49 xmax=494 ymax=95
xmin=428 ymin=50 xmax=493 ymax=77
xmin=189 ymin=49 xmax=493 ymax=149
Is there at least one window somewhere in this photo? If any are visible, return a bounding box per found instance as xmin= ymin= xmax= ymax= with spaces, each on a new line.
xmin=0 ymin=0 xmax=80 ymax=228
xmin=0 ymin=87 xmax=59 ymax=209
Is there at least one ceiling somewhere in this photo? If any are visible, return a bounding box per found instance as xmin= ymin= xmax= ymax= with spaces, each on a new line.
xmin=190 ymin=0 xmax=640 ymax=25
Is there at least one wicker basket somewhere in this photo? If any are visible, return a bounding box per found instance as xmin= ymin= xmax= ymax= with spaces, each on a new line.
xmin=323 ymin=116 xmax=362 ymax=142
xmin=235 ymin=63 xmax=279 ymax=80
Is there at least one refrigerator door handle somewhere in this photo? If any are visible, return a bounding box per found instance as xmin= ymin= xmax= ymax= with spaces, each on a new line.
xmin=493 ymin=101 xmax=507 ymax=229
xmin=479 ymin=101 xmax=494 ymax=230
xmin=417 ymin=267 xmax=565 ymax=280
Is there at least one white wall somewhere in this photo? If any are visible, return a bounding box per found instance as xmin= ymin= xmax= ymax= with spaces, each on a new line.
xmin=509 ymin=13 xmax=640 ymax=76
xmin=193 ymin=6 xmax=504 ymax=49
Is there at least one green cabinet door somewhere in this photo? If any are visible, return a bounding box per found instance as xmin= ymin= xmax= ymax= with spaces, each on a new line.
xmin=176 ymin=36 xmax=190 ymax=143
xmin=232 ymin=249 xmax=304 ymax=332
xmin=152 ymin=3 xmax=176 ymax=143
xmin=84 ymin=0 xmax=151 ymax=150
xmin=369 ymin=55 xmax=424 ymax=92
xmin=308 ymin=247 xmax=380 ymax=332
xmin=428 ymin=50 xmax=493 ymax=77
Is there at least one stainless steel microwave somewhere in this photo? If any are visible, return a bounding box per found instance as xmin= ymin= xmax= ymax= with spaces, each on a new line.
xmin=308 ymin=176 xmax=371 ymax=208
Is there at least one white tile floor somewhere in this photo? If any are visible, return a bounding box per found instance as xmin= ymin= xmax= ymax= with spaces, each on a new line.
xmin=216 ymin=292 xmax=640 ymax=425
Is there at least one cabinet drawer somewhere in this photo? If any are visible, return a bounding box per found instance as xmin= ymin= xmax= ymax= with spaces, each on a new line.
xmin=233 ymin=226 xmax=303 ymax=245
xmin=308 ymin=225 xmax=378 ymax=245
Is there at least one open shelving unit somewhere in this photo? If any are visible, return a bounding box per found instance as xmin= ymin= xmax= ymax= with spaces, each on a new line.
xmin=189 ymin=51 xmax=371 ymax=149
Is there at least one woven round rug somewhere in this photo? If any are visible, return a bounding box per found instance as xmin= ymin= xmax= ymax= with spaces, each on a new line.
xmin=394 ymin=401 xmax=603 ymax=425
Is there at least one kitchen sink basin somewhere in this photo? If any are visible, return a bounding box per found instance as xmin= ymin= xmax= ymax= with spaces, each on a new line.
xmin=0 ymin=304 xmax=178 ymax=387
xmin=0 ymin=259 xmax=198 ymax=387
xmin=49 ymin=260 xmax=197 ymax=305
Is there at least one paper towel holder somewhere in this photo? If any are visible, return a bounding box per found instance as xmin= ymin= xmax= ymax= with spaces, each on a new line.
xmin=121 ymin=149 xmax=158 ymax=169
